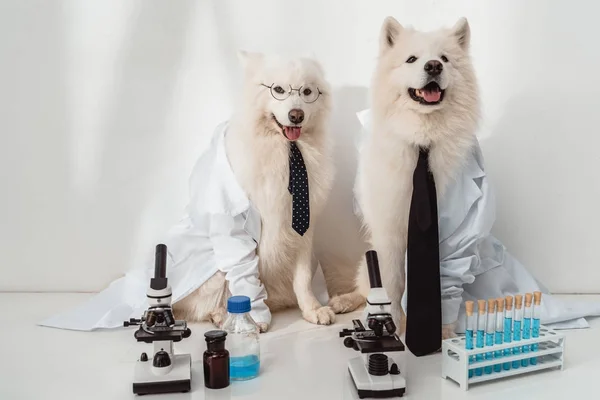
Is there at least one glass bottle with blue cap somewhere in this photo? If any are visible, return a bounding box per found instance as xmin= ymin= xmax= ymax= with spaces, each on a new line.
xmin=222 ymin=295 xmax=260 ymax=380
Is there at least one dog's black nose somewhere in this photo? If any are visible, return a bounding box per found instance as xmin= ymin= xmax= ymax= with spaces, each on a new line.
xmin=288 ymin=109 xmax=304 ymax=124
xmin=424 ymin=60 xmax=443 ymax=76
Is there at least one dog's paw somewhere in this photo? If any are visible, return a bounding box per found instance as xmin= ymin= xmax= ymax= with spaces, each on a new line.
xmin=442 ymin=322 xmax=457 ymax=339
xmin=209 ymin=307 xmax=227 ymax=329
xmin=256 ymin=322 xmax=269 ymax=333
xmin=303 ymin=306 xmax=336 ymax=325
xmin=328 ymin=293 xmax=365 ymax=314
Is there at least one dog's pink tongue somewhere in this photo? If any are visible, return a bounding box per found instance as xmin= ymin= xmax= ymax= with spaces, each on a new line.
xmin=284 ymin=126 xmax=302 ymax=141
xmin=423 ymin=90 xmax=441 ymax=103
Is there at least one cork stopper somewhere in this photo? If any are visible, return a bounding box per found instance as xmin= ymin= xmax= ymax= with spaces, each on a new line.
xmin=525 ymin=293 xmax=533 ymax=307
xmin=465 ymin=300 xmax=474 ymax=316
xmin=487 ymin=299 xmax=496 ymax=313
xmin=505 ymin=295 xmax=514 ymax=311
xmin=496 ymin=297 xmax=505 ymax=312
xmin=478 ymin=299 xmax=486 ymax=315
xmin=534 ymin=291 xmax=542 ymax=305
xmin=515 ymin=294 xmax=523 ymax=309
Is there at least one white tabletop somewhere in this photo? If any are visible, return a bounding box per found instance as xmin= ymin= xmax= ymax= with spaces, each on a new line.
xmin=3 ymin=293 xmax=600 ymax=400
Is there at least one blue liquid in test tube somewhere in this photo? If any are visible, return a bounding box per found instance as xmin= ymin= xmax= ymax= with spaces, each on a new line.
xmin=512 ymin=295 xmax=523 ymax=370
xmin=521 ymin=293 xmax=533 ymax=367
xmin=531 ymin=291 xmax=542 ymax=365
xmin=465 ymin=301 xmax=476 ymax=378
xmin=484 ymin=299 xmax=496 ymax=375
xmin=503 ymin=296 xmax=513 ymax=371
xmin=475 ymin=299 xmax=486 ymax=376
xmin=494 ymin=298 xmax=505 ymax=373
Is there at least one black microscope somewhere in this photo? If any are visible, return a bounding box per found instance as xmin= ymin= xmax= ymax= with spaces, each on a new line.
xmin=339 ymin=250 xmax=407 ymax=398
xmin=124 ymin=244 xmax=192 ymax=395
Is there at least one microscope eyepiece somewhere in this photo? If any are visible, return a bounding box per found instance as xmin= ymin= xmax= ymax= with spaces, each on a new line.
xmin=150 ymin=244 xmax=169 ymax=290
xmin=366 ymin=250 xmax=382 ymax=288
xmin=154 ymin=244 xmax=168 ymax=279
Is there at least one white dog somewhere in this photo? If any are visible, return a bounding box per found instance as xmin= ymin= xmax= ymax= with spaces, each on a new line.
xmin=173 ymin=52 xmax=336 ymax=331
xmin=329 ymin=17 xmax=480 ymax=340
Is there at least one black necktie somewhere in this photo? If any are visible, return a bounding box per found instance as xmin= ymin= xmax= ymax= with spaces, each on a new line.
xmin=288 ymin=142 xmax=309 ymax=236
xmin=405 ymin=147 xmax=442 ymax=357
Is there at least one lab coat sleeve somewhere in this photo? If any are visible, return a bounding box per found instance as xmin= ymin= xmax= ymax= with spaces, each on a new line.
xmin=440 ymin=242 xmax=478 ymax=326
xmin=210 ymin=212 xmax=271 ymax=326
xmin=439 ymin=145 xmax=494 ymax=326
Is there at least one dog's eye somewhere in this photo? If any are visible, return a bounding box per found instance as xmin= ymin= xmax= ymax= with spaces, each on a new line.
xmin=406 ymin=56 xmax=417 ymax=63
xmin=441 ymin=55 xmax=449 ymax=62
xmin=273 ymin=86 xmax=285 ymax=94
xmin=303 ymin=88 xmax=312 ymax=96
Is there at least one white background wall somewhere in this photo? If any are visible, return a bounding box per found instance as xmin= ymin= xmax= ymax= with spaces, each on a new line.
xmin=1 ymin=0 xmax=598 ymax=293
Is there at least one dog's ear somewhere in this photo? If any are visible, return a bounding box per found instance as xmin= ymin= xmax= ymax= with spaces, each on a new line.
xmin=380 ymin=16 xmax=403 ymax=53
xmin=452 ymin=17 xmax=470 ymax=50
xmin=237 ymin=50 xmax=264 ymax=70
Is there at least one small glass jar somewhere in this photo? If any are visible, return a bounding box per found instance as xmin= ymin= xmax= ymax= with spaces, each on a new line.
xmin=203 ymin=330 xmax=230 ymax=389
xmin=222 ymin=296 xmax=261 ymax=380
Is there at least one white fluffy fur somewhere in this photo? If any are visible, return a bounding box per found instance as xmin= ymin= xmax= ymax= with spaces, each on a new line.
xmin=174 ymin=52 xmax=336 ymax=332
xmin=328 ymin=17 xmax=480 ymax=340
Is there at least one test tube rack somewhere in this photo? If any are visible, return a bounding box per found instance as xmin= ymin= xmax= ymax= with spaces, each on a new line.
xmin=441 ymin=325 xmax=565 ymax=390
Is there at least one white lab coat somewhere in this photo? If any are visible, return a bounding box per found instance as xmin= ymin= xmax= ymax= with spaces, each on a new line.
xmin=41 ymin=115 xmax=600 ymax=332
xmin=356 ymin=109 xmax=600 ymax=332
xmin=40 ymin=121 xmax=329 ymax=331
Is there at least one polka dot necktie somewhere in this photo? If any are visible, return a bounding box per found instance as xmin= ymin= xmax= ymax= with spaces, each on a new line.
xmin=405 ymin=147 xmax=442 ymax=357
xmin=288 ymin=142 xmax=310 ymax=236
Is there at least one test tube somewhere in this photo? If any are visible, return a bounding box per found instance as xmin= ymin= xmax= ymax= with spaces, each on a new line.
xmin=531 ymin=291 xmax=542 ymax=365
xmin=521 ymin=293 xmax=533 ymax=367
xmin=465 ymin=300 xmax=475 ymax=378
xmin=484 ymin=299 xmax=496 ymax=374
xmin=503 ymin=295 xmax=513 ymax=370
xmin=475 ymin=299 xmax=486 ymax=376
xmin=512 ymin=294 xmax=523 ymax=369
xmin=494 ymin=298 xmax=505 ymax=373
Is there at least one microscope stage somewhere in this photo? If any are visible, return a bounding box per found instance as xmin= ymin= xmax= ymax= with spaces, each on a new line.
xmin=348 ymin=356 xmax=406 ymax=398
xmin=133 ymin=353 xmax=191 ymax=395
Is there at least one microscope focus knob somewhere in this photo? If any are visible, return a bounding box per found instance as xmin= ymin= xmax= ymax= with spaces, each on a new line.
xmin=343 ymin=337 xmax=355 ymax=348
xmin=153 ymin=351 xmax=171 ymax=368
xmin=140 ymin=353 xmax=148 ymax=362
xmin=389 ymin=363 xmax=400 ymax=375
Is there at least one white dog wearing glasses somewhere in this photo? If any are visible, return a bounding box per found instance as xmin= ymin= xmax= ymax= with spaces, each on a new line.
xmin=171 ymin=52 xmax=336 ymax=332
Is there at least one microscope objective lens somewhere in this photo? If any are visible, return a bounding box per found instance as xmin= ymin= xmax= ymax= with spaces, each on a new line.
xmin=164 ymin=310 xmax=175 ymax=327
xmin=146 ymin=311 xmax=157 ymax=327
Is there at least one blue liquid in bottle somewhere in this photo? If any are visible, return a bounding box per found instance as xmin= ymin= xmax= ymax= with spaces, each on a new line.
xmin=230 ymin=355 xmax=261 ymax=380
xmin=223 ymin=296 xmax=261 ymax=381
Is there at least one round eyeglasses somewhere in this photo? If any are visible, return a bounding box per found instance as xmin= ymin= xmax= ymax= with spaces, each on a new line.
xmin=260 ymin=83 xmax=322 ymax=103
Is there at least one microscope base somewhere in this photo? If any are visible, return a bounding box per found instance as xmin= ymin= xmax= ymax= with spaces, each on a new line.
xmin=133 ymin=353 xmax=192 ymax=395
xmin=348 ymin=356 xmax=406 ymax=398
